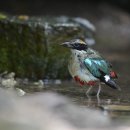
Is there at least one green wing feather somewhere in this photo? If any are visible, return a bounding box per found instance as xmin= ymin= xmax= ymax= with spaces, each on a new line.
xmin=84 ymin=58 xmax=110 ymax=78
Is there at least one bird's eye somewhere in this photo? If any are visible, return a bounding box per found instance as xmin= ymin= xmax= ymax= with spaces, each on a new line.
xmin=74 ymin=43 xmax=79 ymax=47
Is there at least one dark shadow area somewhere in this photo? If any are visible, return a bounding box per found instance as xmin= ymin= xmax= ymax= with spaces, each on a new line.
xmin=0 ymin=0 xmax=130 ymax=15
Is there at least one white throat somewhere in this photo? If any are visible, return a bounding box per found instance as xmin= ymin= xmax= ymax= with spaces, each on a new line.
xmin=71 ymin=49 xmax=86 ymax=55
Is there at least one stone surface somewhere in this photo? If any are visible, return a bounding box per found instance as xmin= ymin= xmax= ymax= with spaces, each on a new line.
xmin=0 ymin=14 xmax=95 ymax=79
xmin=0 ymin=89 xmax=110 ymax=130
xmin=100 ymin=105 xmax=130 ymax=111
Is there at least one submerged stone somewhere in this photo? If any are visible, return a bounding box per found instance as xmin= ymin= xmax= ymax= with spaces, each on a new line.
xmin=100 ymin=105 xmax=130 ymax=112
xmin=0 ymin=14 xmax=95 ymax=79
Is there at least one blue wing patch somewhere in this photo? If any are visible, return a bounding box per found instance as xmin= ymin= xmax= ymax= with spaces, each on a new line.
xmin=84 ymin=58 xmax=110 ymax=78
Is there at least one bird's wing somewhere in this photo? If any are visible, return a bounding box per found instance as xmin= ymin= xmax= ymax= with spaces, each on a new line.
xmin=84 ymin=57 xmax=110 ymax=78
xmin=83 ymin=48 xmax=119 ymax=90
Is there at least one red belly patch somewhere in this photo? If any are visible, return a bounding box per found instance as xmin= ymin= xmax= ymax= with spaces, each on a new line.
xmin=74 ymin=76 xmax=96 ymax=86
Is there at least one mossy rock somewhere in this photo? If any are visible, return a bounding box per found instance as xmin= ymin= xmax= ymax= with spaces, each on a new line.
xmin=0 ymin=14 xmax=95 ymax=79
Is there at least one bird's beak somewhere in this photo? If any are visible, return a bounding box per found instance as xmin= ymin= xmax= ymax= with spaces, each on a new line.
xmin=60 ymin=42 xmax=71 ymax=48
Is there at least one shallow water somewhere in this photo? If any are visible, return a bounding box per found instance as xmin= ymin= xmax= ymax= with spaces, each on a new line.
xmin=7 ymin=31 xmax=129 ymax=128
xmin=42 ymin=79 xmax=130 ymax=126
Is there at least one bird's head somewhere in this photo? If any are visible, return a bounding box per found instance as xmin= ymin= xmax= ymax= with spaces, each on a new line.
xmin=61 ymin=39 xmax=88 ymax=51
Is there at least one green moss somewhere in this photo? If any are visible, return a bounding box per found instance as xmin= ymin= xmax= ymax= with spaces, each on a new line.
xmin=0 ymin=14 xmax=95 ymax=79
xmin=0 ymin=13 xmax=7 ymax=19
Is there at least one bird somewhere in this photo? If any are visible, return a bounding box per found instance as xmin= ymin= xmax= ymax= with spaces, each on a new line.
xmin=61 ymin=39 xmax=120 ymax=98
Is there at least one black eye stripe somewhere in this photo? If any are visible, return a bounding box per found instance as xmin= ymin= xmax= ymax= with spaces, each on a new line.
xmin=74 ymin=43 xmax=79 ymax=47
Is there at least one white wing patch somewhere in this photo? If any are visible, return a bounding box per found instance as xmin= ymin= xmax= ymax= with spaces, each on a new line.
xmin=104 ymin=75 xmax=110 ymax=82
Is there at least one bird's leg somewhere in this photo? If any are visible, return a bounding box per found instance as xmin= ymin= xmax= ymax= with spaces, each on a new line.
xmin=86 ymin=86 xmax=94 ymax=104
xmin=97 ymin=83 xmax=101 ymax=97
xmin=97 ymin=83 xmax=101 ymax=105
xmin=86 ymin=86 xmax=93 ymax=97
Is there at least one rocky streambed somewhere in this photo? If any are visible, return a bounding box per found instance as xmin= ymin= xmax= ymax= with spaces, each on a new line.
xmin=0 ymin=13 xmax=130 ymax=130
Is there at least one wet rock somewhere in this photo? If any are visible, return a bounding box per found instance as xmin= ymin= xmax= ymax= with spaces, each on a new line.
xmin=33 ymin=80 xmax=44 ymax=89
xmin=0 ymin=13 xmax=95 ymax=79
xmin=15 ymin=78 xmax=45 ymax=92
xmin=15 ymin=88 xmax=26 ymax=96
xmin=0 ymin=88 xmax=129 ymax=130
xmin=0 ymin=71 xmax=26 ymax=96
xmin=100 ymin=105 xmax=130 ymax=111
xmin=54 ymin=79 xmax=62 ymax=85
xmin=43 ymin=79 xmax=62 ymax=85
xmin=0 ymin=71 xmax=17 ymax=88
xmin=0 ymin=88 xmax=111 ymax=130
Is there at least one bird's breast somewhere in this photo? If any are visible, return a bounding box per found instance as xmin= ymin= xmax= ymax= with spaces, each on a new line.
xmin=68 ymin=51 xmax=98 ymax=85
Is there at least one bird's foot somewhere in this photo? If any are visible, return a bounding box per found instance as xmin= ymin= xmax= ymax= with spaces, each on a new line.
xmin=85 ymin=86 xmax=93 ymax=96
xmin=86 ymin=93 xmax=92 ymax=100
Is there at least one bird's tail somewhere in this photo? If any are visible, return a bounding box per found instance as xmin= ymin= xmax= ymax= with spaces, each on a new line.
xmin=103 ymin=75 xmax=121 ymax=91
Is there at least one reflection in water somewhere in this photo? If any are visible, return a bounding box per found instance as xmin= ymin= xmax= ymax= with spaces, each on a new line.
xmin=79 ymin=96 xmax=130 ymax=126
